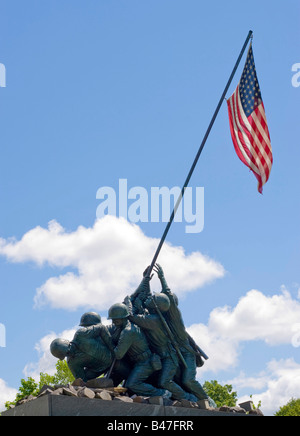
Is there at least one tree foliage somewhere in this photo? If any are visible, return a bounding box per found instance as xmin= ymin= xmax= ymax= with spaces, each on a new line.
xmin=5 ymin=377 xmax=39 ymax=410
xmin=274 ymin=398 xmax=300 ymax=416
xmin=5 ymin=360 xmax=74 ymax=410
xmin=203 ymin=380 xmax=238 ymax=408
xmin=39 ymin=359 xmax=74 ymax=388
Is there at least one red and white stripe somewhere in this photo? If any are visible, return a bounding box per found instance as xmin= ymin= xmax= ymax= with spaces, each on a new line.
xmin=227 ymin=85 xmax=273 ymax=193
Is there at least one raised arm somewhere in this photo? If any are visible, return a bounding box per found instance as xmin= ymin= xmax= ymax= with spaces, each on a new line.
xmin=153 ymin=264 xmax=170 ymax=294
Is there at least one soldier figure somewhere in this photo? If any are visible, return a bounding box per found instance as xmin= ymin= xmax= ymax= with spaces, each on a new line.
xmin=49 ymin=265 xmax=214 ymax=406
xmin=50 ymin=312 xmax=114 ymax=382
xmin=153 ymin=264 xmax=210 ymax=402
xmin=127 ymin=288 xmax=198 ymax=402
xmin=108 ymin=303 xmax=171 ymax=398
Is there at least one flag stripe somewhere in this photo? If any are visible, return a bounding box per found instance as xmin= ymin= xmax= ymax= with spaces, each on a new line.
xmin=250 ymin=111 xmax=272 ymax=175
xmin=235 ymin=90 xmax=267 ymax=184
xmin=237 ymin=99 xmax=272 ymax=184
xmin=229 ymin=87 xmax=261 ymax=177
xmin=228 ymin=91 xmax=258 ymax=172
xmin=228 ymin=96 xmax=250 ymax=168
xmin=251 ymin=107 xmax=272 ymax=157
xmin=227 ymin=43 xmax=272 ymax=193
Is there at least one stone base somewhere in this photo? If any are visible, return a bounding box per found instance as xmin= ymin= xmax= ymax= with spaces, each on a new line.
xmin=2 ymin=395 xmax=252 ymax=417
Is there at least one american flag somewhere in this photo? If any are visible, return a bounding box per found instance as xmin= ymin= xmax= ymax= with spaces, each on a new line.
xmin=227 ymin=44 xmax=273 ymax=194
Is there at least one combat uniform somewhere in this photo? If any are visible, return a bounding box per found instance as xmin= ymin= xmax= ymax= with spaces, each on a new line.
xmin=129 ymin=311 xmax=194 ymax=401
xmin=160 ymin=282 xmax=208 ymax=401
xmin=113 ymin=319 xmax=166 ymax=397
xmin=67 ymin=323 xmax=114 ymax=382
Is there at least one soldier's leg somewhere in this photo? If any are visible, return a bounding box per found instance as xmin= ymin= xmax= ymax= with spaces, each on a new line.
xmin=111 ymin=359 xmax=131 ymax=386
xmin=180 ymin=351 xmax=208 ymax=400
xmin=125 ymin=360 xmax=166 ymax=397
xmin=67 ymin=356 xmax=86 ymax=381
xmin=84 ymin=368 xmax=102 ymax=381
xmin=158 ymin=357 xmax=190 ymax=401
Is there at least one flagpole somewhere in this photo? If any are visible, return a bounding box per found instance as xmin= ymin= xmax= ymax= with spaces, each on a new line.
xmin=147 ymin=30 xmax=253 ymax=276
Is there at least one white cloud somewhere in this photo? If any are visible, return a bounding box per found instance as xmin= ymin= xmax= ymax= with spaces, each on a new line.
xmin=187 ymin=287 xmax=300 ymax=415
xmin=0 ymin=216 xmax=225 ymax=311
xmin=232 ymin=359 xmax=300 ymax=416
xmin=0 ymin=379 xmax=18 ymax=412
xmin=187 ymin=323 xmax=240 ymax=374
xmin=208 ymin=286 xmax=300 ymax=346
xmin=187 ymin=287 xmax=300 ymax=374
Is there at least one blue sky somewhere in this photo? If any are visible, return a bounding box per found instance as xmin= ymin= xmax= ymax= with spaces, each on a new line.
xmin=0 ymin=0 xmax=299 ymax=415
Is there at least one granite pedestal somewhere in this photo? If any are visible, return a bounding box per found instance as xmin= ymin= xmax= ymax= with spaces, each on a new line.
xmin=2 ymin=395 xmax=251 ymax=417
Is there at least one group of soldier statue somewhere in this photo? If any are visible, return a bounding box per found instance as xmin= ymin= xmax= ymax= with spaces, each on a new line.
xmin=50 ymin=264 xmax=211 ymax=404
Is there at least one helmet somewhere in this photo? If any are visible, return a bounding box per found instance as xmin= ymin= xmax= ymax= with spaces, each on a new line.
xmin=145 ymin=293 xmax=170 ymax=313
xmin=79 ymin=312 xmax=101 ymax=327
xmin=108 ymin=303 xmax=130 ymax=320
xmin=50 ymin=338 xmax=70 ymax=360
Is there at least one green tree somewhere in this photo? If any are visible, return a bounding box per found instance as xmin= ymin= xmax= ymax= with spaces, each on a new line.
xmin=5 ymin=360 xmax=74 ymax=410
xmin=5 ymin=377 xmax=39 ymax=410
xmin=39 ymin=360 xmax=74 ymax=390
xmin=203 ymin=380 xmax=238 ymax=408
xmin=274 ymin=398 xmax=300 ymax=416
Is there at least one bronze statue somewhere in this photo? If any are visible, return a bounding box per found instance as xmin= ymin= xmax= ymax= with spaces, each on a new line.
xmin=50 ymin=266 xmax=212 ymax=404
xmin=50 ymin=312 xmax=114 ymax=382
xmin=107 ymin=303 xmax=171 ymax=398
xmin=127 ymin=289 xmax=198 ymax=402
xmin=153 ymin=264 xmax=209 ymax=402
